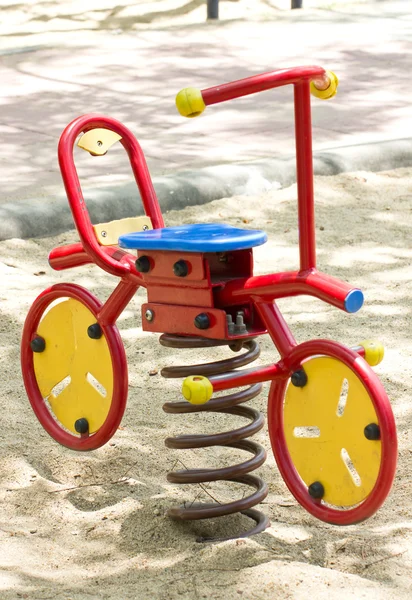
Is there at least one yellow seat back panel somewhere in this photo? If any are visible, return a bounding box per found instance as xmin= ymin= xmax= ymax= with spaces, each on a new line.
xmin=77 ymin=128 xmax=121 ymax=156
xmin=93 ymin=216 xmax=153 ymax=246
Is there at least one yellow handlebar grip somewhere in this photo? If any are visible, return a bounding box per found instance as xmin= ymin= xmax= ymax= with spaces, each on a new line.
xmin=359 ymin=340 xmax=385 ymax=367
xmin=182 ymin=376 xmax=213 ymax=405
xmin=310 ymin=70 xmax=339 ymax=100
xmin=175 ymin=88 xmax=206 ymax=118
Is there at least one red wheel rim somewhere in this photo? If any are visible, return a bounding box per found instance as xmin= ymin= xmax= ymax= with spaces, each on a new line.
xmin=21 ymin=283 xmax=128 ymax=451
xmin=268 ymin=339 xmax=397 ymax=525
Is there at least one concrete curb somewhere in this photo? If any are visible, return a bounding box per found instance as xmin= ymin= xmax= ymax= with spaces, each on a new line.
xmin=1 ymin=137 xmax=411 ymax=241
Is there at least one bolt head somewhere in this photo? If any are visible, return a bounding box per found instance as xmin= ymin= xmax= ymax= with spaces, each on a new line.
xmin=173 ymin=260 xmax=189 ymax=277
xmin=75 ymin=418 xmax=89 ymax=434
xmin=194 ymin=313 xmax=210 ymax=330
xmin=364 ymin=423 xmax=380 ymax=440
xmin=30 ymin=336 xmax=46 ymax=353
xmin=135 ymin=255 xmax=151 ymax=273
xmin=308 ymin=481 xmax=325 ymax=499
xmin=145 ymin=309 xmax=154 ymax=322
xmin=291 ymin=369 xmax=308 ymax=387
xmin=87 ymin=323 xmax=102 ymax=339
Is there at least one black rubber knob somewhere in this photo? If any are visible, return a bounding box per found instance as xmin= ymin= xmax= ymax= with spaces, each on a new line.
xmin=364 ymin=423 xmax=380 ymax=440
xmin=194 ymin=313 xmax=210 ymax=330
xmin=87 ymin=323 xmax=102 ymax=339
xmin=173 ymin=260 xmax=189 ymax=277
xmin=135 ymin=256 xmax=151 ymax=273
xmin=308 ymin=481 xmax=325 ymax=499
xmin=74 ymin=418 xmax=89 ymax=434
xmin=291 ymin=369 xmax=308 ymax=387
xmin=30 ymin=336 xmax=46 ymax=353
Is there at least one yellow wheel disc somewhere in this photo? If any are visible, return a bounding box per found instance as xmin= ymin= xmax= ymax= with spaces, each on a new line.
xmin=284 ymin=357 xmax=381 ymax=506
xmin=33 ymin=298 xmax=114 ymax=435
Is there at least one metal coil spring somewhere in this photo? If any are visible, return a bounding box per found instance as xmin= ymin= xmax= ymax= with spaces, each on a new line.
xmin=160 ymin=334 xmax=269 ymax=542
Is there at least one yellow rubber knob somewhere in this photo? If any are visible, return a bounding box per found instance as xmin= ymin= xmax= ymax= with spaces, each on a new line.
xmin=175 ymin=88 xmax=206 ymax=118
xmin=359 ymin=340 xmax=385 ymax=367
xmin=182 ymin=375 xmax=213 ymax=405
xmin=310 ymin=70 xmax=339 ymax=100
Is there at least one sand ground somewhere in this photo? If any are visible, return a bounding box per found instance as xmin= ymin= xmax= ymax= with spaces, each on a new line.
xmin=0 ymin=167 xmax=411 ymax=599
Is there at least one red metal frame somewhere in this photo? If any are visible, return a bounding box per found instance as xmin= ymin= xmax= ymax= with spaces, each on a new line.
xmin=21 ymin=66 xmax=397 ymax=522
xmin=47 ymin=68 xmax=362 ymax=344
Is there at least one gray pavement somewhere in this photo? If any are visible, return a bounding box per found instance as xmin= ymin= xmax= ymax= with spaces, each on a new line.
xmin=0 ymin=0 xmax=411 ymax=239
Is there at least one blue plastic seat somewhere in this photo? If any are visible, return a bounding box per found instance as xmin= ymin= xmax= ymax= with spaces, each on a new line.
xmin=118 ymin=223 xmax=267 ymax=253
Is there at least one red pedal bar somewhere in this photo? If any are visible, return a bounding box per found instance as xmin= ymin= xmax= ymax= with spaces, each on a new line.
xmin=210 ymin=363 xmax=285 ymax=392
xmin=209 ymin=344 xmax=367 ymax=393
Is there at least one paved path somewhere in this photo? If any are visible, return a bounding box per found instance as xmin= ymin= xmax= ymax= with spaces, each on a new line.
xmin=0 ymin=1 xmax=411 ymax=237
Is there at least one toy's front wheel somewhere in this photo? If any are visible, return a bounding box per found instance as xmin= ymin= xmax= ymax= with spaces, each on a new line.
xmin=21 ymin=283 xmax=128 ymax=450
xmin=268 ymin=340 xmax=397 ymax=525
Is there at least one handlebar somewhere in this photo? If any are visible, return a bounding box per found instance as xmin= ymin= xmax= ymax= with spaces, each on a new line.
xmin=175 ymin=66 xmax=339 ymax=273
xmin=176 ymin=66 xmax=338 ymax=118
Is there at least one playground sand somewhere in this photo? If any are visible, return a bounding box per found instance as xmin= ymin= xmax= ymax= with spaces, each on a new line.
xmin=0 ymin=167 xmax=411 ymax=599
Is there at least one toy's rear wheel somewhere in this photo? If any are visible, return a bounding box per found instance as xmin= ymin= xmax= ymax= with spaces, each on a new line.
xmin=268 ymin=340 xmax=397 ymax=525
xmin=21 ymin=283 xmax=128 ymax=450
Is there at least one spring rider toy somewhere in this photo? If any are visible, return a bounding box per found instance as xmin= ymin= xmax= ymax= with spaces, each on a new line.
xmin=21 ymin=66 xmax=397 ymax=541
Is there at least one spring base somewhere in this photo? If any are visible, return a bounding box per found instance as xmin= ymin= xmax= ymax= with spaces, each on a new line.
xmin=160 ymin=334 xmax=270 ymax=542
